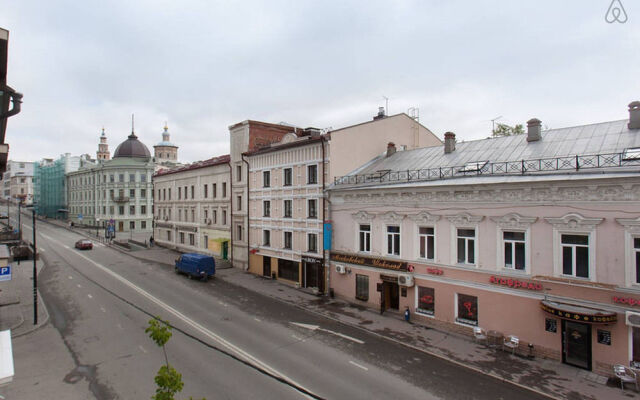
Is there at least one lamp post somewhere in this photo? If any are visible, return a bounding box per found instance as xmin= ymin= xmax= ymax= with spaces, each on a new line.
xmin=17 ymin=200 xmax=20 ymax=240
xmin=31 ymin=207 xmax=37 ymax=325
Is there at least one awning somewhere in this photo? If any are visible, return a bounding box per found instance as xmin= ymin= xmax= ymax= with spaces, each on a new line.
xmin=540 ymin=300 xmax=617 ymax=324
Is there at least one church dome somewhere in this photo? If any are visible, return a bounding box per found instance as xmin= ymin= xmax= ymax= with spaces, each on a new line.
xmin=113 ymin=132 xmax=151 ymax=159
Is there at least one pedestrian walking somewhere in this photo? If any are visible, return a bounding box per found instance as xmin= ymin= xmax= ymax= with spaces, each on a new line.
xmin=149 ymin=235 xmax=154 ymax=247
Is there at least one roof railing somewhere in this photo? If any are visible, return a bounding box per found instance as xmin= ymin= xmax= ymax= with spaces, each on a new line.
xmin=333 ymin=151 xmax=640 ymax=186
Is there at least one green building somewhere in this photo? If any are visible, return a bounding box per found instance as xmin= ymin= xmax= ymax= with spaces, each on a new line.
xmin=33 ymin=153 xmax=80 ymax=218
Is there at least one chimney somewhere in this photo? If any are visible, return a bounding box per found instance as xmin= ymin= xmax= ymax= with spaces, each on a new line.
xmin=386 ymin=142 xmax=396 ymax=157
xmin=444 ymin=132 xmax=456 ymax=154
xmin=373 ymin=107 xmax=386 ymax=121
xmin=527 ymin=118 xmax=542 ymax=142
xmin=629 ymin=101 xmax=640 ymax=130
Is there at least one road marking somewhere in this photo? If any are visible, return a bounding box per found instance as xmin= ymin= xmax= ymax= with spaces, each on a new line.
xmin=63 ymin=245 xmax=70 ymax=249
xmin=138 ymin=345 xmax=147 ymax=354
xmin=68 ymin=276 xmax=73 ymax=280
xmin=291 ymin=334 xmax=304 ymax=341
xmin=218 ymin=301 xmax=228 ymax=307
xmin=39 ymin=248 xmax=45 ymax=252
xmin=94 ymin=243 xmax=105 ymax=248
xmin=254 ymin=317 xmax=261 ymax=322
xmin=349 ymin=360 xmax=368 ymax=371
xmin=39 ymin=232 xmax=312 ymax=394
xmin=290 ymin=322 xmax=365 ymax=344
xmin=87 ymin=294 xmax=93 ymax=299
xmin=77 ymin=284 xmax=82 ymax=288
xmin=100 ymin=307 xmax=106 ymax=313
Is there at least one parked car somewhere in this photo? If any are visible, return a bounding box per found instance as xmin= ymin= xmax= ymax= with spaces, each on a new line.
xmin=175 ymin=253 xmax=215 ymax=281
xmin=75 ymin=239 xmax=93 ymax=250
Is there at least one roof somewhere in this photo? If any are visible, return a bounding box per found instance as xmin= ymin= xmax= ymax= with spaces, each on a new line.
xmin=329 ymin=113 xmax=430 ymax=134
xmin=244 ymin=134 xmax=327 ymax=157
xmin=154 ymin=141 xmax=177 ymax=148
xmin=113 ymin=133 xmax=151 ymax=159
xmin=154 ymin=154 xmax=230 ymax=177
xmin=333 ymin=119 xmax=640 ymax=188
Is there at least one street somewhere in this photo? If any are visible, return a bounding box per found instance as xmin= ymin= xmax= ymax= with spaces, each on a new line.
xmin=6 ymin=218 xmax=549 ymax=399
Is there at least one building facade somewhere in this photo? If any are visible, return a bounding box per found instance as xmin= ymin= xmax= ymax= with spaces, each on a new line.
xmin=66 ymin=131 xmax=154 ymax=235
xmin=328 ymin=102 xmax=640 ymax=375
xmin=153 ymin=155 xmax=231 ymax=258
xmin=2 ymin=160 xmax=34 ymax=204
xmin=243 ymin=111 xmax=442 ymax=292
xmin=34 ymin=153 xmax=81 ymax=218
xmin=153 ymin=124 xmax=180 ymax=168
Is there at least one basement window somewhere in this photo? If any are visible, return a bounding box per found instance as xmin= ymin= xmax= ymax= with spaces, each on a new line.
xmin=623 ymin=147 xmax=640 ymax=161
xmin=457 ymin=161 xmax=488 ymax=173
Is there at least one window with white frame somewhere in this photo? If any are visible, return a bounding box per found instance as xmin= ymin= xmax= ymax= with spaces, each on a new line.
xmin=307 ymin=164 xmax=317 ymax=184
xmin=359 ymin=224 xmax=371 ymax=253
xmin=419 ymin=227 xmax=435 ymax=260
xmin=457 ymin=229 xmax=476 ymax=265
xmin=503 ymin=231 xmax=526 ymax=270
xmin=387 ymin=225 xmax=400 ymax=256
xmin=263 ymin=170 xmax=270 ymax=188
xmin=308 ymin=233 xmax=317 ymax=253
xmin=561 ymin=234 xmax=589 ymax=278
xmin=355 ymin=274 xmax=369 ymax=301
xmin=263 ymin=200 xmax=270 ymax=217
xmin=236 ymin=224 xmax=243 ymax=241
xmin=284 ymin=231 xmax=292 ymax=250
xmin=308 ymin=199 xmax=317 ymax=219
xmin=284 ymin=200 xmax=292 ymax=218
xmin=284 ymin=168 xmax=292 ymax=186
xmin=263 ymin=230 xmax=270 ymax=246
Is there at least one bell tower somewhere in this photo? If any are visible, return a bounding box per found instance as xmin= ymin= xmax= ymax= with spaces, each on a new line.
xmin=97 ymin=128 xmax=110 ymax=160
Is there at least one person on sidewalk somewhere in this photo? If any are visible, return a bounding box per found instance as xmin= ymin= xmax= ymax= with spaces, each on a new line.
xmin=149 ymin=236 xmax=154 ymax=247
xmin=380 ymin=298 xmax=385 ymax=315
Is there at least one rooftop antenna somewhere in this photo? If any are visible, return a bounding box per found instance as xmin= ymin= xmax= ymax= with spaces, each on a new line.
xmin=382 ymin=96 xmax=389 ymax=115
xmin=131 ymin=113 xmax=135 ymax=135
xmin=491 ymin=115 xmax=502 ymax=133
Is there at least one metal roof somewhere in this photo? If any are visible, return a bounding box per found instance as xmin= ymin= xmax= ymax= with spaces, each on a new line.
xmin=334 ymin=119 xmax=640 ymax=187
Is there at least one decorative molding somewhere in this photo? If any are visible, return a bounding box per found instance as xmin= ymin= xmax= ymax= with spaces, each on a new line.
xmin=380 ymin=211 xmax=406 ymax=224
xmin=446 ymin=212 xmax=483 ymax=227
xmin=352 ymin=211 xmax=375 ymax=223
xmin=617 ymin=217 xmax=640 ymax=234
xmin=490 ymin=213 xmax=538 ymax=230
xmin=544 ymin=213 xmax=603 ymax=231
xmin=408 ymin=211 xmax=441 ymax=224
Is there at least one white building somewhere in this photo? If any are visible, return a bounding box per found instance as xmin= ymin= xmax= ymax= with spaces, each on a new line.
xmin=2 ymin=160 xmax=34 ymax=204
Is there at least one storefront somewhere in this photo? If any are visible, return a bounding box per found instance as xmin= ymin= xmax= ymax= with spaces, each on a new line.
xmin=302 ymin=256 xmax=324 ymax=292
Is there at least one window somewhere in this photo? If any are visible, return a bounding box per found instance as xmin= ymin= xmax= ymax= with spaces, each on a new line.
xmin=237 ymin=224 xmax=243 ymax=241
xmin=119 ymin=206 xmax=124 ymax=215
xmin=167 ymin=230 xmax=172 ymax=241
xmin=359 ymin=224 xmax=371 ymax=253
xmin=636 ymin=238 xmax=640 ymax=284
xmin=284 ymin=200 xmax=292 ymax=218
xmin=204 ymin=185 xmax=208 ymax=198
xmin=189 ymin=209 xmax=193 ymax=222
xmin=141 ymin=174 xmax=146 ymax=182
xmin=119 ymin=174 xmax=124 ymax=182
xmin=129 ymin=205 xmax=135 ymax=215
xmin=561 ymin=234 xmax=589 ymax=278
xmin=416 ymin=286 xmax=435 ymax=316
xmin=129 ymin=189 xmax=135 ymax=198
xmin=110 ymin=206 xmax=115 ymax=215
xmin=307 ymin=165 xmax=317 ymax=184
xmin=212 ymin=183 xmax=217 ymax=198
xmin=110 ymin=174 xmax=114 ymax=182
xmin=419 ymin=227 xmax=435 ymax=260
xmin=503 ymin=231 xmax=525 ymax=270
xmin=263 ymin=230 xmax=271 ymax=246
xmin=457 ymin=229 xmax=475 ymax=265
xmin=168 ymin=188 xmax=171 ymax=200
xmin=189 ymin=234 xmax=195 ymax=246
xmin=184 ymin=186 xmax=187 ymax=199
xmin=222 ymin=210 xmax=227 ymax=225
xmin=204 ymin=209 xmax=208 ymax=220
xmin=308 ymin=199 xmax=317 ymax=219
xmin=129 ymin=174 xmax=135 ymax=182
xmin=308 ymin=233 xmax=317 ymax=253
xmin=191 ymin=185 xmax=194 ymax=199
xmin=180 ymin=232 xmax=185 ymax=244
xmin=236 ymin=165 xmax=242 ymax=181
xmin=284 ymin=231 xmax=292 ymax=249
xmin=222 ymin=182 xmax=227 ymax=197
xmin=141 ymin=189 xmax=146 ymax=198
xmin=284 ymin=168 xmax=292 ymax=186
xmin=203 ymin=235 xmax=208 ymax=249
xmin=178 ymin=187 xmax=182 ymax=199
xmin=110 ymin=189 xmax=114 ymax=199
xmin=386 ymin=225 xmax=400 ymax=256
xmin=456 ymin=293 xmax=478 ymax=326
xmin=355 ymin=275 xmax=369 ymax=301
xmin=178 ymin=209 xmax=182 ymax=221
xmin=130 ymin=221 xmax=135 ymax=230
xmin=213 ymin=210 xmax=217 ymax=224
xmin=141 ymin=205 xmax=146 ymax=214
xmin=141 ymin=221 xmax=146 ymax=229
xmin=237 ymin=195 xmax=242 ymax=211
xmin=263 ymin=200 xmax=270 ymax=217
xmin=278 ymin=258 xmax=299 ymax=281
xmin=263 ymin=171 xmax=270 ymax=188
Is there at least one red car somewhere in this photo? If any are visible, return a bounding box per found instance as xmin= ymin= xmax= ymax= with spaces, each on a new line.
xmin=75 ymin=239 xmax=93 ymax=250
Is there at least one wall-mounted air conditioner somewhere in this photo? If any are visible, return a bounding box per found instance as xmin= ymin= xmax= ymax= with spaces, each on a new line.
xmin=398 ymin=274 xmax=414 ymax=287
xmin=335 ymin=265 xmax=346 ymax=275
xmin=626 ymin=311 xmax=640 ymax=328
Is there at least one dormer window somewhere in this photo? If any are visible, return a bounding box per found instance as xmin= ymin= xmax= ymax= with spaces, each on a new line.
xmin=623 ymin=147 xmax=640 ymax=161
xmin=457 ymin=161 xmax=488 ymax=173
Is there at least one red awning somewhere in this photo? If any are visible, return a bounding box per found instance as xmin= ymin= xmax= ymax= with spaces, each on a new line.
xmin=540 ymin=300 xmax=617 ymax=324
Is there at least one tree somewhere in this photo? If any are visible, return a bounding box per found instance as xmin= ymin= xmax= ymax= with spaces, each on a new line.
xmin=146 ymin=317 xmax=205 ymax=400
xmin=492 ymin=122 xmax=525 ymax=137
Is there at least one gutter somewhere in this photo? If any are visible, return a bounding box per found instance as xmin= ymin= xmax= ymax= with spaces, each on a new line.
xmin=241 ymin=154 xmax=250 ymax=271
xmin=227 ymin=161 xmax=233 ymax=267
xmin=321 ymin=135 xmax=328 ymax=295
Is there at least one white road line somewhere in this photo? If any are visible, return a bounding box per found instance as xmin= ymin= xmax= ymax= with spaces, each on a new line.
xmin=100 ymin=307 xmax=106 ymax=313
xmin=349 ymin=360 xmax=368 ymax=371
xmin=39 ymin=232 xmax=312 ymax=394
xmin=68 ymin=276 xmax=73 ymax=280
xmin=254 ymin=317 xmax=261 ymax=322
xmin=39 ymin=248 xmax=45 ymax=252
xmin=63 ymin=245 xmax=70 ymax=249
xmin=291 ymin=334 xmax=303 ymax=341
xmin=77 ymin=284 xmax=82 ymax=288
xmin=87 ymin=294 xmax=93 ymax=299
xmin=138 ymin=345 xmax=147 ymax=354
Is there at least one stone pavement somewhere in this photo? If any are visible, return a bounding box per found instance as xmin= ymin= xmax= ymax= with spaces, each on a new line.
xmin=12 ymin=218 xmax=639 ymax=399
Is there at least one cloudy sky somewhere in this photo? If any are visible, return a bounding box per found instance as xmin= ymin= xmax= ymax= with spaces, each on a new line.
xmin=1 ymin=1 xmax=639 ymax=163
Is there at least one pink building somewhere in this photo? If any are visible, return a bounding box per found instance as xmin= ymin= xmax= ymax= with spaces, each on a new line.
xmin=328 ymin=102 xmax=640 ymax=376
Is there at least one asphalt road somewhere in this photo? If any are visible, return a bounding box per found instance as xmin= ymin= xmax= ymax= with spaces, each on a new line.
xmin=10 ymin=217 xmax=549 ymax=400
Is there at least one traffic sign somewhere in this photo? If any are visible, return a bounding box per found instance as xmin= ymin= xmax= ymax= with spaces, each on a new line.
xmin=0 ymin=265 xmax=11 ymax=281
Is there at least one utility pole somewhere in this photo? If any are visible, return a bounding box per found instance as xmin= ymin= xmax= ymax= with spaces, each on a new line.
xmin=32 ymin=208 xmax=37 ymax=325
xmin=491 ymin=116 xmax=502 ymax=134
xmin=18 ymin=200 xmax=20 ymax=240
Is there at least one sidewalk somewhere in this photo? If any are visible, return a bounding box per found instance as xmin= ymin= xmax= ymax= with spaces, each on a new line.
xmin=28 ymin=219 xmax=637 ymax=399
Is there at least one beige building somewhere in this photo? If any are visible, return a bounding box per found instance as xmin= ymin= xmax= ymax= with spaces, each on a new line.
xmin=243 ymin=110 xmax=442 ymax=292
xmin=153 ymin=155 xmax=231 ymax=258
xmin=2 ymin=160 xmax=34 ymax=204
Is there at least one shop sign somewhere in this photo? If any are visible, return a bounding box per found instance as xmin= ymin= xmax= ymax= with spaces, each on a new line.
xmin=330 ymin=252 xmax=407 ymax=272
xmin=426 ymin=267 xmax=443 ymax=275
xmin=489 ymin=276 xmax=542 ymax=291
xmin=540 ymin=302 xmax=617 ymax=324
xmin=613 ymin=296 xmax=640 ymax=306
xmin=301 ymin=256 xmax=322 ymax=264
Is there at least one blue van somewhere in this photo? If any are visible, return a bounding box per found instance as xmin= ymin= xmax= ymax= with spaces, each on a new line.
xmin=175 ymin=253 xmax=215 ymax=281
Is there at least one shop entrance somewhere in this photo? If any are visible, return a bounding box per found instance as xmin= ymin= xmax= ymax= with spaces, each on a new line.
xmin=562 ymin=320 xmax=592 ymax=370
xmin=263 ymin=256 xmax=271 ymax=278
xmin=118 ymin=221 xmax=124 ymax=232
xmin=222 ymin=241 xmax=228 ymax=260
xmin=302 ymin=257 xmax=324 ymax=293
xmin=380 ymin=275 xmax=400 ymax=312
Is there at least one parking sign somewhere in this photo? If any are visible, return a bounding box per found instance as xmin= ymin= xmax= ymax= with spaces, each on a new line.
xmin=0 ymin=266 xmax=11 ymax=281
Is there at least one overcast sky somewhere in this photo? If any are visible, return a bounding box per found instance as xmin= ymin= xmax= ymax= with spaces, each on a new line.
xmin=1 ymin=1 xmax=639 ymax=163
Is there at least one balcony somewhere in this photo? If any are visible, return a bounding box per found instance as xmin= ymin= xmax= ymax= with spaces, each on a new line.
xmin=113 ymin=196 xmax=129 ymax=203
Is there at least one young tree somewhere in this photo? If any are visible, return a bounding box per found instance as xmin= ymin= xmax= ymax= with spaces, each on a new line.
xmin=492 ymin=122 xmax=525 ymax=137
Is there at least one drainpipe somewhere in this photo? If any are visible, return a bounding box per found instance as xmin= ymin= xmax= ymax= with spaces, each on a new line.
xmin=321 ymin=135 xmax=329 ymax=296
xmin=242 ymin=154 xmax=250 ymax=271
xmin=227 ymin=161 xmax=233 ymax=268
